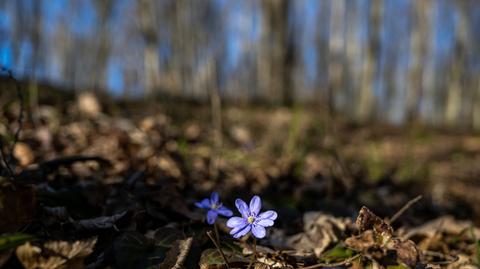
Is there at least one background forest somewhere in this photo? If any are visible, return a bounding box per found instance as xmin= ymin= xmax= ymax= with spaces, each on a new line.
xmin=2 ymin=0 xmax=480 ymax=128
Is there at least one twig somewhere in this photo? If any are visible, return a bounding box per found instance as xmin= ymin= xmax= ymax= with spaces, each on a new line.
xmin=302 ymin=254 xmax=362 ymax=269
xmin=389 ymin=195 xmax=422 ymax=224
xmin=423 ymin=250 xmax=459 ymax=265
xmin=38 ymin=155 xmax=111 ymax=171
xmin=206 ymin=230 xmax=230 ymax=269
xmin=171 ymin=237 xmax=193 ymax=269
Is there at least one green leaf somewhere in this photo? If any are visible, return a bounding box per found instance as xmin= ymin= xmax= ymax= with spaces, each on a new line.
xmin=0 ymin=233 xmax=35 ymax=252
xmin=199 ymin=246 xmax=248 ymax=268
xmin=320 ymin=244 xmax=355 ymax=263
xmin=200 ymin=249 xmax=224 ymax=265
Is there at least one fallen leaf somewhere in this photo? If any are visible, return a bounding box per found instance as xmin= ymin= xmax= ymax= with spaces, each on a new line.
xmin=77 ymin=92 xmax=101 ymax=117
xmin=13 ymin=142 xmax=35 ymax=167
xmin=15 ymin=237 xmax=96 ymax=269
xmin=345 ymin=230 xmax=376 ymax=251
xmin=74 ymin=210 xmax=127 ymax=230
xmin=16 ymin=242 xmax=65 ymax=269
xmin=390 ymin=239 xmax=419 ymax=267
xmin=356 ymin=206 xmax=393 ymax=243
xmin=287 ymin=212 xmax=352 ymax=256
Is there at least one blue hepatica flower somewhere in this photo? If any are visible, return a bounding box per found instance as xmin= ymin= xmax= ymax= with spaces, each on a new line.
xmin=195 ymin=192 xmax=233 ymax=225
xmin=226 ymin=196 xmax=277 ymax=239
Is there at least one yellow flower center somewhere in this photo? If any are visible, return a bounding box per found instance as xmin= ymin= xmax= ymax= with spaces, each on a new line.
xmin=247 ymin=216 xmax=255 ymax=223
xmin=211 ymin=203 xmax=219 ymax=209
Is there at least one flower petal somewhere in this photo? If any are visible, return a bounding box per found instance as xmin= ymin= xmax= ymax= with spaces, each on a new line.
xmin=251 ymin=225 xmax=266 ymax=239
xmin=195 ymin=198 xmax=211 ymax=209
xmin=206 ymin=210 xmax=218 ymax=225
xmin=232 ymin=224 xmax=251 ymax=239
xmin=217 ymin=206 xmax=233 ymax=217
xmin=226 ymin=216 xmax=247 ymax=228
xmin=229 ymin=221 xmax=248 ymax=234
xmin=210 ymin=192 xmax=219 ymax=204
xmin=255 ymin=218 xmax=274 ymax=227
xmin=249 ymin=196 xmax=261 ymax=216
xmin=235 ymin=199 xmax=249 ymax=218
xmin=257 ymin=210 xmax=277 ymax=221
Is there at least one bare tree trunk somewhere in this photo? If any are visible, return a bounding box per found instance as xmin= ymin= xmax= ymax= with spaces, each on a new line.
xmin=137 ymin=0 xmax=160 ymax=95
xmin=28 ymin=0 xmax=43 ymax=117
xmin=445 ymin=3 xmax=470 ymax=127
xmin=357 ymin=0 xmax=382 ymax=122
xmin=258 ymin=0 xmax=295 ymax=106
xmin=344 ymin=3 xmax=359 ymax=118
xmin=92 ymin=0 xmax=112 ymax=92
xmin=405 ymin=0 xmax=430 ymax=124
xmin=315 ymin=0 xmax=330 ymax=106
xmin=327 ymin=0 xmax=346 ymax=115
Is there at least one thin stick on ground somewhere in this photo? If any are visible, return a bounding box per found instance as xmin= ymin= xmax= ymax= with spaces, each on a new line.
xmin=206 ymin=231 xmax=230 ymax=269
xmin=423 ymin=250 xmax=459 ymax=265
xmin=302 ymin=254 xmax=362 ymax=269
xmin=389 ymin=195 xmax=422 ymax=224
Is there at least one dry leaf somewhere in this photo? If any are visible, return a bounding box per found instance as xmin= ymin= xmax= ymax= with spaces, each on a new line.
xmin=16 ymin=238 xmax=96 ymax=269
xmin=287 ymin=212 xmax=352 ymax=257
xmin=77 ymin=92 xmax=101 ymax=117
xmin=356 ymin=206 xmax=393 ymax=242
xmin=345 ymin=230 xmax=376 ymax=251
xmin=13 ymin=142 xmax=35 ymax=167
xmin=391 ymin=238 xmax=419 ymax=267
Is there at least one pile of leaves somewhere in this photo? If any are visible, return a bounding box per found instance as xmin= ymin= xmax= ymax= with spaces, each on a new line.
xmin=1 ymin=85 xmax=480 ymax=268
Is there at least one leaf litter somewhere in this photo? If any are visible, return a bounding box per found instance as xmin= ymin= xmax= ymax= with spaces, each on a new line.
xmin=0 ymin=90 xmax=480 ymax=268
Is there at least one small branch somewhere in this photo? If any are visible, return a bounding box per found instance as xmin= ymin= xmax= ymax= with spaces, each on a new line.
xmin=206 ymin=230 xmax=230 ymax=269
xmin=389 ymin=195 xmax=422 ymax=224
xmin=171 ymin=237 xmax=193 ymax=269
xmin=39 ymin=155 xmax=111 ymax=171
xmin=423 ymin=250 xmax=459 ymax=265
xmin=302 ymin=254 xmax=362 ymax=269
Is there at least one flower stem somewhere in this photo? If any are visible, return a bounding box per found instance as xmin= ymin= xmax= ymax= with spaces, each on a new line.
xmin=206 ymin=230 xmax=230 ymax=268
xmin=247 ymin=237 xmax=257 ymax=269
xmin=214 ymin=223 xmax=221 ymax=244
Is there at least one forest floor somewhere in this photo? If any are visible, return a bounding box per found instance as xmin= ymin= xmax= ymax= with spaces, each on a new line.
xmin=1 ymin=81 xmax=480 ymax=268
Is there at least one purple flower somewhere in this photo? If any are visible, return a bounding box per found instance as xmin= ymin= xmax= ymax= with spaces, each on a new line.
xmin=226 ymin=196 xmax=277 ymax=239
xmin=195 ymin=192 xmax=233 ymax=225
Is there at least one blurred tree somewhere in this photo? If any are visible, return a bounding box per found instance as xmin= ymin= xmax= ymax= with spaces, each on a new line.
xmin=92 ymin=0 xmax=112 ymax=92
xmin=327 ymin=0 xmax=345 ymax=115
xmin=137 ymin=0 xmax=161 ymax=95
xmin=258 ymin=0 xmax=296 ymax=106
xmin=405 ymin=0 xmax=430 ymax=124
xmin=357 ymin=0 xmax=382 ymax=122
